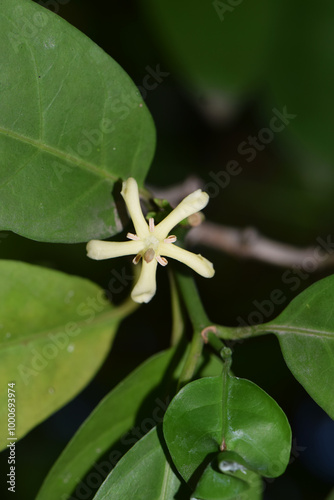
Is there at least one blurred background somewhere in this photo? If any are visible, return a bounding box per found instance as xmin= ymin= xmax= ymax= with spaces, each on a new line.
xmin=1 ymin=0 xmax=334 ymax=498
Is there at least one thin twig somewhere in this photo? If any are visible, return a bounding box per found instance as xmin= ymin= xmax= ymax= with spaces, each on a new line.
xmin=187 ymin=221 xmax=334 ymax=270
xmin=147 ymin=176 xmax=204 ymax=206
xmin=150 ymin=177 xmax=334 ymax=270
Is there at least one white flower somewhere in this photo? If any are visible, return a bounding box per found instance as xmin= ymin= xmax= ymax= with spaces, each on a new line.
xmin=87 ymin=178 xmax=215 ymax=303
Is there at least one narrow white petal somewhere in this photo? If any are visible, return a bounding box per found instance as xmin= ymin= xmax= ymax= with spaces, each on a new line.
xmin=160 ymin=243 xmax=215 ymax=278
xmin=131 ymin=260 xmax=158 ymax=303
xmin=86 ymin=240 xmax=143 ymax=260
xmin=121 ymin=178 xmax=149 ymax=239
xmin=154 ymin=190 xmax=209 ymax=239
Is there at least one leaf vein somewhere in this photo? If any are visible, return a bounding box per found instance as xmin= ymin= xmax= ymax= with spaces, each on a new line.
xmin=0 ymin=126 xmax=118 ymax=181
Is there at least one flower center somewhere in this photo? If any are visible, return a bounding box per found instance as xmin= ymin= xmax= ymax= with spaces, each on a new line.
xmin=144 ymin=248 xmax=156 ymax=263
xmin=127 ymin=218 xmax=176 ymax=267
xmin=144 ymin=234 xmax=160 ymax=252
xmin=142 ymin=234 xmax=161 ymax=263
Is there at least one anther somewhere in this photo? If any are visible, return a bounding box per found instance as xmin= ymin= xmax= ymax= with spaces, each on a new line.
xmin=187 ymin=212 xmax=203 ymax=227
xmin=149 ymin=218 xmax=155 ymax=232
xmin=132 ymin=254 xmax=141 ymax=264
xmin=127 ymin=232 xmax=140 ymax=240
xmin=156 ymin=255 xmax=168 ymax=266
xmin=164 ymin=235 xmax=177 ymax=243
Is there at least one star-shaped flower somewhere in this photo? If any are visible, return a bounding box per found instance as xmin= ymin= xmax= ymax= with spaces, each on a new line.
xmin=86 ymin=178 xmax=214 ymax=303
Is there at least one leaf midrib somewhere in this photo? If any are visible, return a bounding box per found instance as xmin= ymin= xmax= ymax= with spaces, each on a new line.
xmin=0 ymin=125 xmax=117 ymax=182
xmin=264 ymin=324 xmax=334 ymax=339
xmin=159 ymin=460 xmax=175 ymax=500
xmin=0 ymin=307 xmax=122 ymax=349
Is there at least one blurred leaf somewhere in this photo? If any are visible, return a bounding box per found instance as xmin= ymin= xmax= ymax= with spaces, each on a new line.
xmin=263 ymin=274 xmax=334 ymax=419
xmin=92 ymin=427 xmax=182 ymax=500
xmin=142 ymin=0 xmax=274 ymax=96
xmin=193 ymin=452 xmax=262 ymax=500
xmin=266 ymin=0 xmax=334 ymax=164
xmin=326 ymin=488 xmax=334 ymax=500
xmin=0 ymin=260 xmax=126 ymax=449
xmin=196 ymin=352 xmax=224 ymax=378
xmin=36 ymin=348 xmax=176 ymax=500
xmin=0 ymin=0 xmax=155 ymax=243
xmin=163 ymin=375 xmax=291 ymax=482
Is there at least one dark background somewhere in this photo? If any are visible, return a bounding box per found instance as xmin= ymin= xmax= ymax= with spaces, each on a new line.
xmin=1 ymin=0 xmax=334 ymax=498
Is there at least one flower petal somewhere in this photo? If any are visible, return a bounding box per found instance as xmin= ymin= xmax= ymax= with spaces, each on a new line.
xmin=160 ymin=243 xmax=215 ymax=278
xmin=86 ymin=240 xmax=143 ymax=260
xmin=154 ymin=190 xmax=209 ymax=239
xmin=121 ymin=178 xmax=149 ymax=239
xmin=131 ymin=259 xmax=158 ymax=303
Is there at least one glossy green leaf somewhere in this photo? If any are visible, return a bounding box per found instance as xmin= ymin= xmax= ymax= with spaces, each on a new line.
xmin=36 ymin=348 xmax=176 ymax=500
xmin=164 ymin=375 xmax=291 ymax=483
xmin=92 ymin=427 xmax=182 ymax=500
xmin=0 ymin=0 xmax=155 ymax=243
xmin=37 ymin=340 xmax=222 ymax=499
xmin=0 ymin=260 xmax=126 ymax=449
xmin=192 ymin=465 xmax=248 ymax=500
xmin=142 ymin=0 xmax=274 ymax=96
xmin=193 ymin=452 xmax=262 ymax=500
xmin=263 ymin=274 xmax=334 ymax=419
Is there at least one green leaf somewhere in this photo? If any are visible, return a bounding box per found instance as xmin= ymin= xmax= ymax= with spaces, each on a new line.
xmin=163 ymin=375 xmax=291 ymax=483
xmin=141 ymin=0 xmax=274 ymax=96
xmin=92 ymin=427 xmax=182 ymax=500
xmin=196 ymin=351 xmax=224 ymax=379
xmin=266 ymin=0 xmax=334 ymax=165
xmin=36 ymin=348 xmax=177 ymax=500
xmin=0 ymin=0 xmax=155 ymax=243
xmin=326 ymin=488 xmax=334 ymax=500
xmin=193 ymin=452 xmax=262 ymax=500
xmin=263 ymin=274 xmax=334 ymax=419
xmin=0 ymin=260 xmax=126 ymax=449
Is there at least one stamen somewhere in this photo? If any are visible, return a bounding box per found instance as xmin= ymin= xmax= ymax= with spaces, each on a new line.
xmin=156 ymin=255 xmax=168 ymax=266
xmin=144 ymin=248 xmax=155 ymax=263
xmin=164 ymin=235 xmax=177 ymax=244
xmin=127 ymin=232 xmax=140 ymax=240
xmin=149 ymin=218 xmax=155 ymax=233
xmin=187 ymin=212 xmax=203 ymax=227
xmin=132 ymin=254 xmax=142 ymax=264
